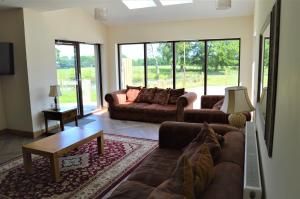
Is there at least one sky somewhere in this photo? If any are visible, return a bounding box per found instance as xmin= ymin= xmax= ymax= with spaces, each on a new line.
xmin=55 ymin=44 xmax=96 ymax=58
xmin=56 ymin=43 xmax=161 ymax=60
xmin=121 ymin=43 xmax=160 ymax=59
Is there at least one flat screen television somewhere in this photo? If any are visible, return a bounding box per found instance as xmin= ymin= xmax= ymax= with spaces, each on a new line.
xmin=0 ymin=43 xmax=14 ymax=75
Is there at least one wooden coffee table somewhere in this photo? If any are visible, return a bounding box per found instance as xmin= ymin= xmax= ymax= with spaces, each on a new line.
xmin=22 ymin=127 xmax=104 ymax=182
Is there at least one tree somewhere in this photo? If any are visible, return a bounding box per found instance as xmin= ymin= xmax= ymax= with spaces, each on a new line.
xmin=80 ymin=56 xmax=95 ymax=67
xmin=175 ymin=42 xmax=205 ymax=71
xmin=207 ymin=40 xmax=239 ymax=72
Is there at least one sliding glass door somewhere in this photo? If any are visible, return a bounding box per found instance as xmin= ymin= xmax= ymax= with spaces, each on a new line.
xmin=79 ymin=44 xmax=99 ymax=115
xmin=56 ymin=44 xmax=80 ymax=111
xmin=55 ymin=41 xmax=102 ymax=117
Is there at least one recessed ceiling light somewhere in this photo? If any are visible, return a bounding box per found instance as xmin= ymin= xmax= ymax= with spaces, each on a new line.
xmin=122 ymin=0 xmax=157 ymax=9
xmin=159 ymin=0 xmax=193 ymax=6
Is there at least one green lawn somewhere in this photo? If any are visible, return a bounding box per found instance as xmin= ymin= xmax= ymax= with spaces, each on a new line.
xmin=129 ymin=65 xmax=238 ymax=88
xmin=57 ymin=67 xmax=97 ymax=103
xmin=57 ymin=65 xmax=238 ymax=103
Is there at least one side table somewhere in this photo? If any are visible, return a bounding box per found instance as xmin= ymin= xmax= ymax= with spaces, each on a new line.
xmin=42 ymin=108 xmax=78 ymax=134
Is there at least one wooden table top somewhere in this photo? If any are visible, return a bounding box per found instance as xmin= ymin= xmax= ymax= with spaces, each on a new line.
xmin=43 ymin=107 xmax=77 ymax=114
xmin=23 ymin=127 xmax=103 ymax=154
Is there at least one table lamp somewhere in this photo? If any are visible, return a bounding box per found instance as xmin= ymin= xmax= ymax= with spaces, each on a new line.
xmin=49 ymin=85 xmax=62 ymax=110
xmin=220 ymin=86 xmax=255 ymax=128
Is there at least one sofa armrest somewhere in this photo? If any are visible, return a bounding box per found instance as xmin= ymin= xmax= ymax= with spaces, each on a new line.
xmin=159 ymin=121 xmax=240 ymax=149
xmin=176 ymin=92 xmax=197 ymax=121
xmin=177 ymin=92 xmax=197 ymax=108
xmin=201 ymin=95 xmax=224 ymax=109
xmin=105 ymin=89 xmax=127 ymax=107
xmin=184 ymin=109 xmax=229 ymax=124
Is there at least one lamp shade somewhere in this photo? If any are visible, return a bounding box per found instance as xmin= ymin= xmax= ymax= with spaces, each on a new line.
xmin=49 ymin=85 xmax=62 ymax=97
xmin=220 ymin=86 xmax=254 ymax=114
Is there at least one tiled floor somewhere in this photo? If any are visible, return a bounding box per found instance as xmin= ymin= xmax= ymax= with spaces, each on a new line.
xmin=0 ymin=110 xmax=160 ymax=165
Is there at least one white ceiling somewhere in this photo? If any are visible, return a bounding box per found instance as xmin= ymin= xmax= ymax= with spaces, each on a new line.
xmin=0 ymin=0 xmax=254 ymax=26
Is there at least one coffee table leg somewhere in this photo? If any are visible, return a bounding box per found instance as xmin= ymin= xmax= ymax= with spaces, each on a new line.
xmin=97 ymin=135 xmax=104 ymax=155
xmin=50 ymin=155 xmax=60 ymax=182
xmin=23 ymin=150 xmax=32 ymax=174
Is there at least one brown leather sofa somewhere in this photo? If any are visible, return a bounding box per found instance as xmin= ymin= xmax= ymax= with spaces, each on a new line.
xmin=184 ymin=95 xmax=251 ymax=124
xmin=108 ymin=122 xmax=245 ymax=199
xmin=105 ymin=89 xmax=197 ymax=123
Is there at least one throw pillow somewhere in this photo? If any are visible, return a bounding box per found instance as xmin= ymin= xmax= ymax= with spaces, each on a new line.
xmin=147 ymin=155 xmax=194 ymax=199
xmin=182 ymin=122 xmax=224 ymax=158
xmin=202 ymin=123 xmax=222 ymax=161
xmin=168 ymin=88 xmax=185 ymax=104
xmin=126 ymin=85 xmax=141 ymax=102
xmin=152 ymin=88 xmax=171 ymax=105
xmin=190 ymin=144 xmax=214 ymax=196
xmin=212 ymin=98 xmax=224 ymax=110
xmin=135 ymin=88 xmax=156 ymax=103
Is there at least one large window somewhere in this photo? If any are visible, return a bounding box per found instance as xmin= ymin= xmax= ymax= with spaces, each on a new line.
xmin=118 ymin=39 xmax=240 ymax=107
xmin=207 ymin=40 xmax=240 ymax=95
xmin=147 ymin=43 xmax=173 ymax=88
xmin=119 ymin=44 xmax=145 ymax=88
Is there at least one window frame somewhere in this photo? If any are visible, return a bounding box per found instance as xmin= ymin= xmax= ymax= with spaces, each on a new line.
xmin=117 ymin=38 xmax=241 ymax=94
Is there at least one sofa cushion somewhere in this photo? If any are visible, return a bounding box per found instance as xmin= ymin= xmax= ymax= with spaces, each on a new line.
xmin=190 ymin=144 xmax=214 ymax=197
xmin=143 ymin=104 xmax=177 ymax=114
xmin=128 ymin=148 xmax=182 ymax=187
xmin=201 ymin=162 xmax=243 ymax=199
xmin=152 ymin=88 xmax=170 ymax=105
xmin=168 ymin=88 xmax=185 ymax=104
xmin=109 ymin=181 xmax=155 ymax=199
xmin=114 ymin=103 xmax=149 ymax=111
xmin=147 ymin=155 xmax=194 ymax=199
xmin=217 ymin=131 xmax=245 ymax=168
xmin=136 ymin=88 xmax=156 ymax=103
xmin=126 ymin=85 xmax=141 ymax=102
xmin=212 ymin=98 xmax=224 ymax=110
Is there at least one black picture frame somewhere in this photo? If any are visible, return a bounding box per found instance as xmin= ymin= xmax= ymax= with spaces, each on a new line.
xmin=257 ymin=0 xmax=281 ymax=157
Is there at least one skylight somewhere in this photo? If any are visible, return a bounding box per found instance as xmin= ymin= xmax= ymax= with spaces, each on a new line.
xmin=159 ymin=0 xmax=193 ymax=6
xmin=122 ymin=0 xmax=157 ymax=9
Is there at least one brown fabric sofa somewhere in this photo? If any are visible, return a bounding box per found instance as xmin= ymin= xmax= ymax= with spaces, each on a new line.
xmin=105 ymin=89 xmax=197 ymax=123
xmin=108 ymin=122 xmax=245 ymax=199
xmin=184 ymin=95 xmax=251 ymax=124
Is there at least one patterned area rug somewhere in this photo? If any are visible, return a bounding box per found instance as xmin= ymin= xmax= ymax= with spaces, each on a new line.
xmin=0 ymin=134 xmax=158 ymax=199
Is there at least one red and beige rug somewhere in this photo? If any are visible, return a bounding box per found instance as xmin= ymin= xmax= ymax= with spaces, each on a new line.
xmin=0 ymin=134 xmax=158 ymax=199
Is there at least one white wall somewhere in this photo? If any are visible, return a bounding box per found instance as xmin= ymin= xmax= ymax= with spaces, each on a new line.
xmin=107 ymin=16 xmax=254 ymax=95
xmin=22 ymin=8 xmax=108 ymax=132
xmin=254 ymin=0 xmax=300 ymax=198
xmin=23 ymin=9 xmax=57 ymax=132
xmin=0 ymin=9 xmax=33 ymax=132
